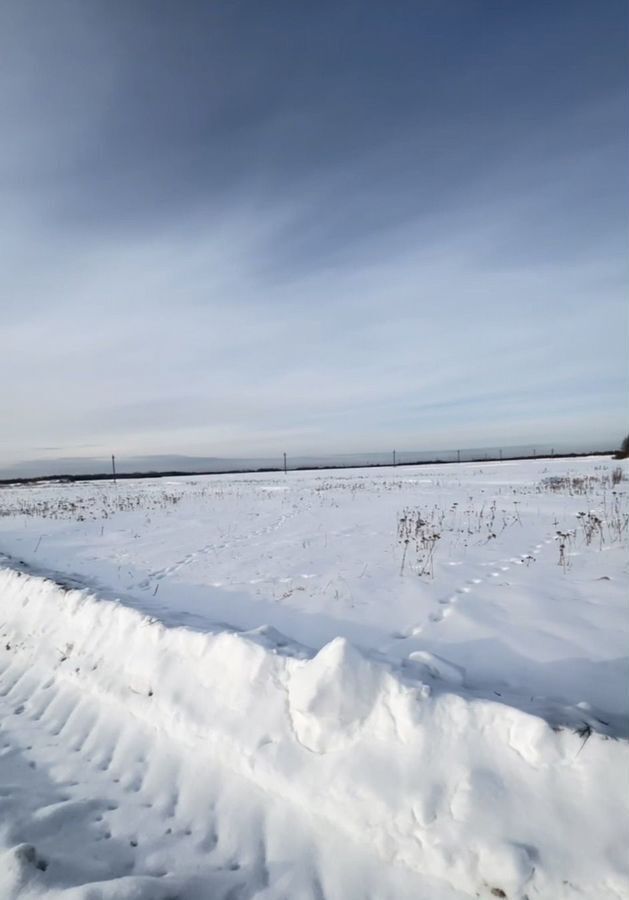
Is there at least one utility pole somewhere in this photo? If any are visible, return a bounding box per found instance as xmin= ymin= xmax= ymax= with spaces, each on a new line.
xmin=111 ymin=454 xmax=117 ymax=484
xmin=457 ymin=449 xmax=461 ymax=464
xmin=499 ymin=448 xmax=503 ymax=461
xmin=283 ymin=452 xmax=287 ymax=474
xmin=392 ymin=450 xmax=396 ymax=467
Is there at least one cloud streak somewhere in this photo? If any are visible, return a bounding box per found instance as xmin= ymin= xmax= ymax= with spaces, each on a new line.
xmin=1 ymin=0 xmax=626 ymax=472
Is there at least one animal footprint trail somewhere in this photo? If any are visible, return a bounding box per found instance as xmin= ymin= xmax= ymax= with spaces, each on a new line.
xmin=411 ymin=529 xmax=559 ymax=639
xmin=134 ymin=509 xmax=302 ymax=589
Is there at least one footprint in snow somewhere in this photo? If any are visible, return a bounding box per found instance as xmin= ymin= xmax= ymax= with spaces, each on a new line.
xmin=429 ymin=608 xmax=452 ymax=623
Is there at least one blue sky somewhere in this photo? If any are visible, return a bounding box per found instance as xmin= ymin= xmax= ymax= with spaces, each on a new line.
xmin=1 ymin=0 xmax=627 ymax=472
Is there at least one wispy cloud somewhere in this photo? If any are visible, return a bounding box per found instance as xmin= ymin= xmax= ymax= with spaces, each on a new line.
xmin=1 ymin=1 xmax=626 ymax=471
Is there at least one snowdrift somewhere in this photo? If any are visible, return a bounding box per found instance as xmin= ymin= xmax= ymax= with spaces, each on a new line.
xmin=1 ymin=564 xmax=628 ymax=900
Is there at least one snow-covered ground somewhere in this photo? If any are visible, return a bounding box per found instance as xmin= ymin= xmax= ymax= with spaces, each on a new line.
xmin=0 ymin=457 xmax=627 ymax=899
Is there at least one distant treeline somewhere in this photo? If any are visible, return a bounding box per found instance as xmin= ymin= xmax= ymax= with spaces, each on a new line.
xmin=0 ymin=450 xmax=615 ymax=487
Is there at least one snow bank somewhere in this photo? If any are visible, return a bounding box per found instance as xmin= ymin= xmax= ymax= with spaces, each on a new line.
xmin=1 ymin=564 xmax=628 ymax=899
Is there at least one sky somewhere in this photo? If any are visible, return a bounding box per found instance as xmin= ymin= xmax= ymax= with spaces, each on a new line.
xmin=1 ymin=0 xmax=627 ymax=475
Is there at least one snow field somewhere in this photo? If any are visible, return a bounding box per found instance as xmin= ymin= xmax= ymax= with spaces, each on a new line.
xmin=0 ymin=457 xmax=627 ymax=898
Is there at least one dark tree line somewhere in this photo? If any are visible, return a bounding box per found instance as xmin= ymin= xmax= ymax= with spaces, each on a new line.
xmin=614 ymin=434 xmax=629 ymax=459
